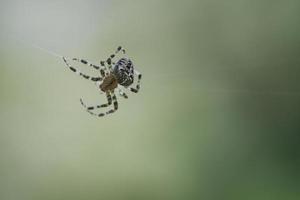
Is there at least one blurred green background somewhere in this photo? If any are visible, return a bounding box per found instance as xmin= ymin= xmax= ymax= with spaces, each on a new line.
xmin=1 ymin=0 xmax=300 ymax=199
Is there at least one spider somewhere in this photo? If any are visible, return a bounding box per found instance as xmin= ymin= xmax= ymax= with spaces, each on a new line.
xmin=62 ymin=46 xmax=142 ymax=117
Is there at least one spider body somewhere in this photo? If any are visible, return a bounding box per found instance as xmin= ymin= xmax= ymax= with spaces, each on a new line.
xmin=112 ymin=58 xmax=134 ymax=87
xmin=62 ymin=46 xmax=142 ymax=117
xmin=99 ymin=74 xmax=118 ymax=92
xmin=99 ymin=57 xmax=135 ymax=92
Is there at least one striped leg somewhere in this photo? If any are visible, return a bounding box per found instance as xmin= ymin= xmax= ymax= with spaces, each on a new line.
xmin=130 ymin=70 xmax=142 ymax=93
xmin=104 ymin=92 xmax=118 ymax=116
xmin=99 ymin=60 xmax=110 ymax=75
xmin=72 ymin=58 xmax=107 ymax=77
xmin=80 ymin=91 xmax=118 ymax=117
xmin=63 ymin=57 xmax=103 ymax=82
xmin=115 ymin=46 xmax=126 ymax=55
xmin=72 ymin=58 xmax=103 ymax=71
xmin=105 ymin=46 xmax=127 ymax=70
xmin=80 ymin=92 xmax=112 ymax=112
xmin=118 ymin=88 xmax=128 ymax=99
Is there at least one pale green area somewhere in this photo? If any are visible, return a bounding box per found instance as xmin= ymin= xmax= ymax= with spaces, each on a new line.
xmin=0 ymin=0 xmax=300 ymax=199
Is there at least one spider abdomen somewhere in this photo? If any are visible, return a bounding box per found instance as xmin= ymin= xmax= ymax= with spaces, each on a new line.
xmin=112 ymin=58 xmax=134 ymax=87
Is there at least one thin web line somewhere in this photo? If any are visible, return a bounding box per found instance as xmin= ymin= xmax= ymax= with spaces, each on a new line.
xmin=3 ymin=32 xmax=299 ymax=97
xmin=2 ymin=31 xmax=68 ymax=60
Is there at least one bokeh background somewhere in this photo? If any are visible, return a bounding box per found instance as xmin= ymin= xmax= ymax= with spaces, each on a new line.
xmin=1 ymin=0 xmax=300 ymax=199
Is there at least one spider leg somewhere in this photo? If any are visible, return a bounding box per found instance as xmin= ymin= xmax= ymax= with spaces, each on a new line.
xmin=115 ymin=46 xmax=126 ymax=55
xmin=107 ymin=46 xmax=127 ymax=61
xmin=80 ymin=92 xmax=112 ymax=112
xmin=103 ymin=46 xmax=127 ymax=70
xmin=80 ymin=91 xmax=118 ymax=117
xmin=72 ymin=57 xmax=107 ymax=77
xmin=129 ymin=70 xmax=142 ymax=93
xmin=62 ymin=57 xmax=103 ymax=82
xmin=104 ymin=91 xmax=118 ymax=116
xmin=72 ymin=58 xmax=104 ymax=71
xmin=118 ymin=88 xmax=128 ymax=99
xmin=99 ymin=60 xmax=111 ymax=75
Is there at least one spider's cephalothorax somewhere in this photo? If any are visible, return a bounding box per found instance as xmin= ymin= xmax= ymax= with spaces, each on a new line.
xmin=99 ymin=58 xmax=134 ymax=92
xmin=99 ymin=74 xmax=118 ymax=92
xmin=62 ymin=46 xmax=142 ymax=117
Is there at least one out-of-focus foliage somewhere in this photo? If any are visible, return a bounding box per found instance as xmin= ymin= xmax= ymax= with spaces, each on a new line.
xmin=0 ymin=0 xmax=299 ymax=199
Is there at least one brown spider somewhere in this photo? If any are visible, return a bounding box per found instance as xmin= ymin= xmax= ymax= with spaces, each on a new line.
xmin=62 ymin=46 xmax=142 ymax=117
